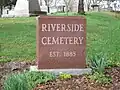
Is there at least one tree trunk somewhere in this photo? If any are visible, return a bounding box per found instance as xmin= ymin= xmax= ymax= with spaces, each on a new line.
xmin=48 ymin=6 xmax=50 ymax=13
xmin=87 ymin=4 xmax=90 ymax=11
xmin=65 ymin=5 xmax=69 ymax=16
xmin=10 ymin=4 xmax=12 ymax=10
xmin=0 ymin=5 xmax=3 ymax=17
xmin=78 ymin=0 xmax=85 ymax=14
xmin=63 ymin=6 xmax=65 ymax=12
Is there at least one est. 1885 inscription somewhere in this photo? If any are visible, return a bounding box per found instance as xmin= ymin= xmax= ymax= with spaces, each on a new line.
xmin=36 ymin=16 xmax=86 ymax=69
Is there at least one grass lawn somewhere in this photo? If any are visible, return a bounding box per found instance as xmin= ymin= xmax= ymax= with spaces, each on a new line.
xmin=0 ymin=17 xmax=36 ymax=62
xmin=0 ymin=12 xmax=120 ymax=66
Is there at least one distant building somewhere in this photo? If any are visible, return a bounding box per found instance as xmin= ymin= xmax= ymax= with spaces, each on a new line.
xmin=2 ymin=0 xmax=47 ymax=17
xmin=110 ymin=0 xmax=120 ymax=11
xmin=98 ymin=0 xmax=120 ymax=11
xmin=1 ymin=0 xmax=90 ymax=17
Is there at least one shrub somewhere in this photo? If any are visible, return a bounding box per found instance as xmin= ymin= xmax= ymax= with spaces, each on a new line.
xmin=89 ymin=72 xmax=112 ymax=84
xmin=89 ymin=54 xmax=112 ymax=84
xmin=3 ymin=72 xmax=56 ymax=90
xmin=90 ymin=53 xmax=108 ymax=74
xmin=3 ymin=73 xmax=29 ymax=90
xmin=59 ymin=73 xmax=72 ymax=80
xmin=26 ymin=71 xmax=56 ymax=89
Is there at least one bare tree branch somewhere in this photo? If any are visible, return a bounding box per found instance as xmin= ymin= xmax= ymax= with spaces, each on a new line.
xmin=63 ymin=0 xmax=72 ymax=12
xmin=44 ymin=0 xmax=53 ymax=7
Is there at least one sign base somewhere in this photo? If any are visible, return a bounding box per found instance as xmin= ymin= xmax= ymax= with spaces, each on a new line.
xmin=30 ymin=66 xmax=91 ymax=75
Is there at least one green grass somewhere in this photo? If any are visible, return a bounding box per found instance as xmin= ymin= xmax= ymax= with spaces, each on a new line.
xmin=86 ymin=13 xmax=120 ymax=66
xmin=0 ymin=12 xmax=120 ymax=66
xmin=0 ymin=17 xmax=36 ymax=62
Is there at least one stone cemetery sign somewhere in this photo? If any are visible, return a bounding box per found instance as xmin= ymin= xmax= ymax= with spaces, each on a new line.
xmin=36 ymin=16 xmax=86 ymax=69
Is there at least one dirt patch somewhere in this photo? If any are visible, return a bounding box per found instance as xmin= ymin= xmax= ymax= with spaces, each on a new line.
xmin=34 ymin=76 xmax=112 ymax=90
xmin=106 ymin=67 xmax=120 ymax=90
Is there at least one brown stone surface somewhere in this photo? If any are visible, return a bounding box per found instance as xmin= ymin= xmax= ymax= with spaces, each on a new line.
xmin=36 ymin=16 xmax=86 ymax=69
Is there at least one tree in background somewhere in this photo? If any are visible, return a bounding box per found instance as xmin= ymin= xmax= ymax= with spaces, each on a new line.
xmin=63 ymin=0 xmax=73 ymax=15
xmin=44 ymin=0 xmax=53 ymax=13
xmin=0 ymin=0 xmax=10 ymax=16
xmin=86 ymin=0 xmax=92 ymax=11
xmin=54 ymin=0 xmax=65 ymax=13
xmin=78 ymin=0 xmax=85 ymax=14
xmin=9 ymin=0 xmax=17 ymax=5
xmin=0 ymin=0 xmax=16 ymax=17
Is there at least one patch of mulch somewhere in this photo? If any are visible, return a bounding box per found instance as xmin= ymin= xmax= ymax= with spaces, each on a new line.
xmin=34 ymin=67 xmax=120 ymax=90
xmin=0 ymin=61 xmax=35 ymax=90
xmin=34 ymin=76 xmax=112 ymax=90
xmin=106 ymin=67 xmax=120 ymax=90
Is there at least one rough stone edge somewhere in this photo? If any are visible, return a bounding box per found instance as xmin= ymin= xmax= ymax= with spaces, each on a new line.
xmin=30 ymin=66 xmax=92 ymax=75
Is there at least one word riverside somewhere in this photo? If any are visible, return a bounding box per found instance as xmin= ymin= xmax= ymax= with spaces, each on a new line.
xmin=41 ymin=24 xmax=84 ymax=32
